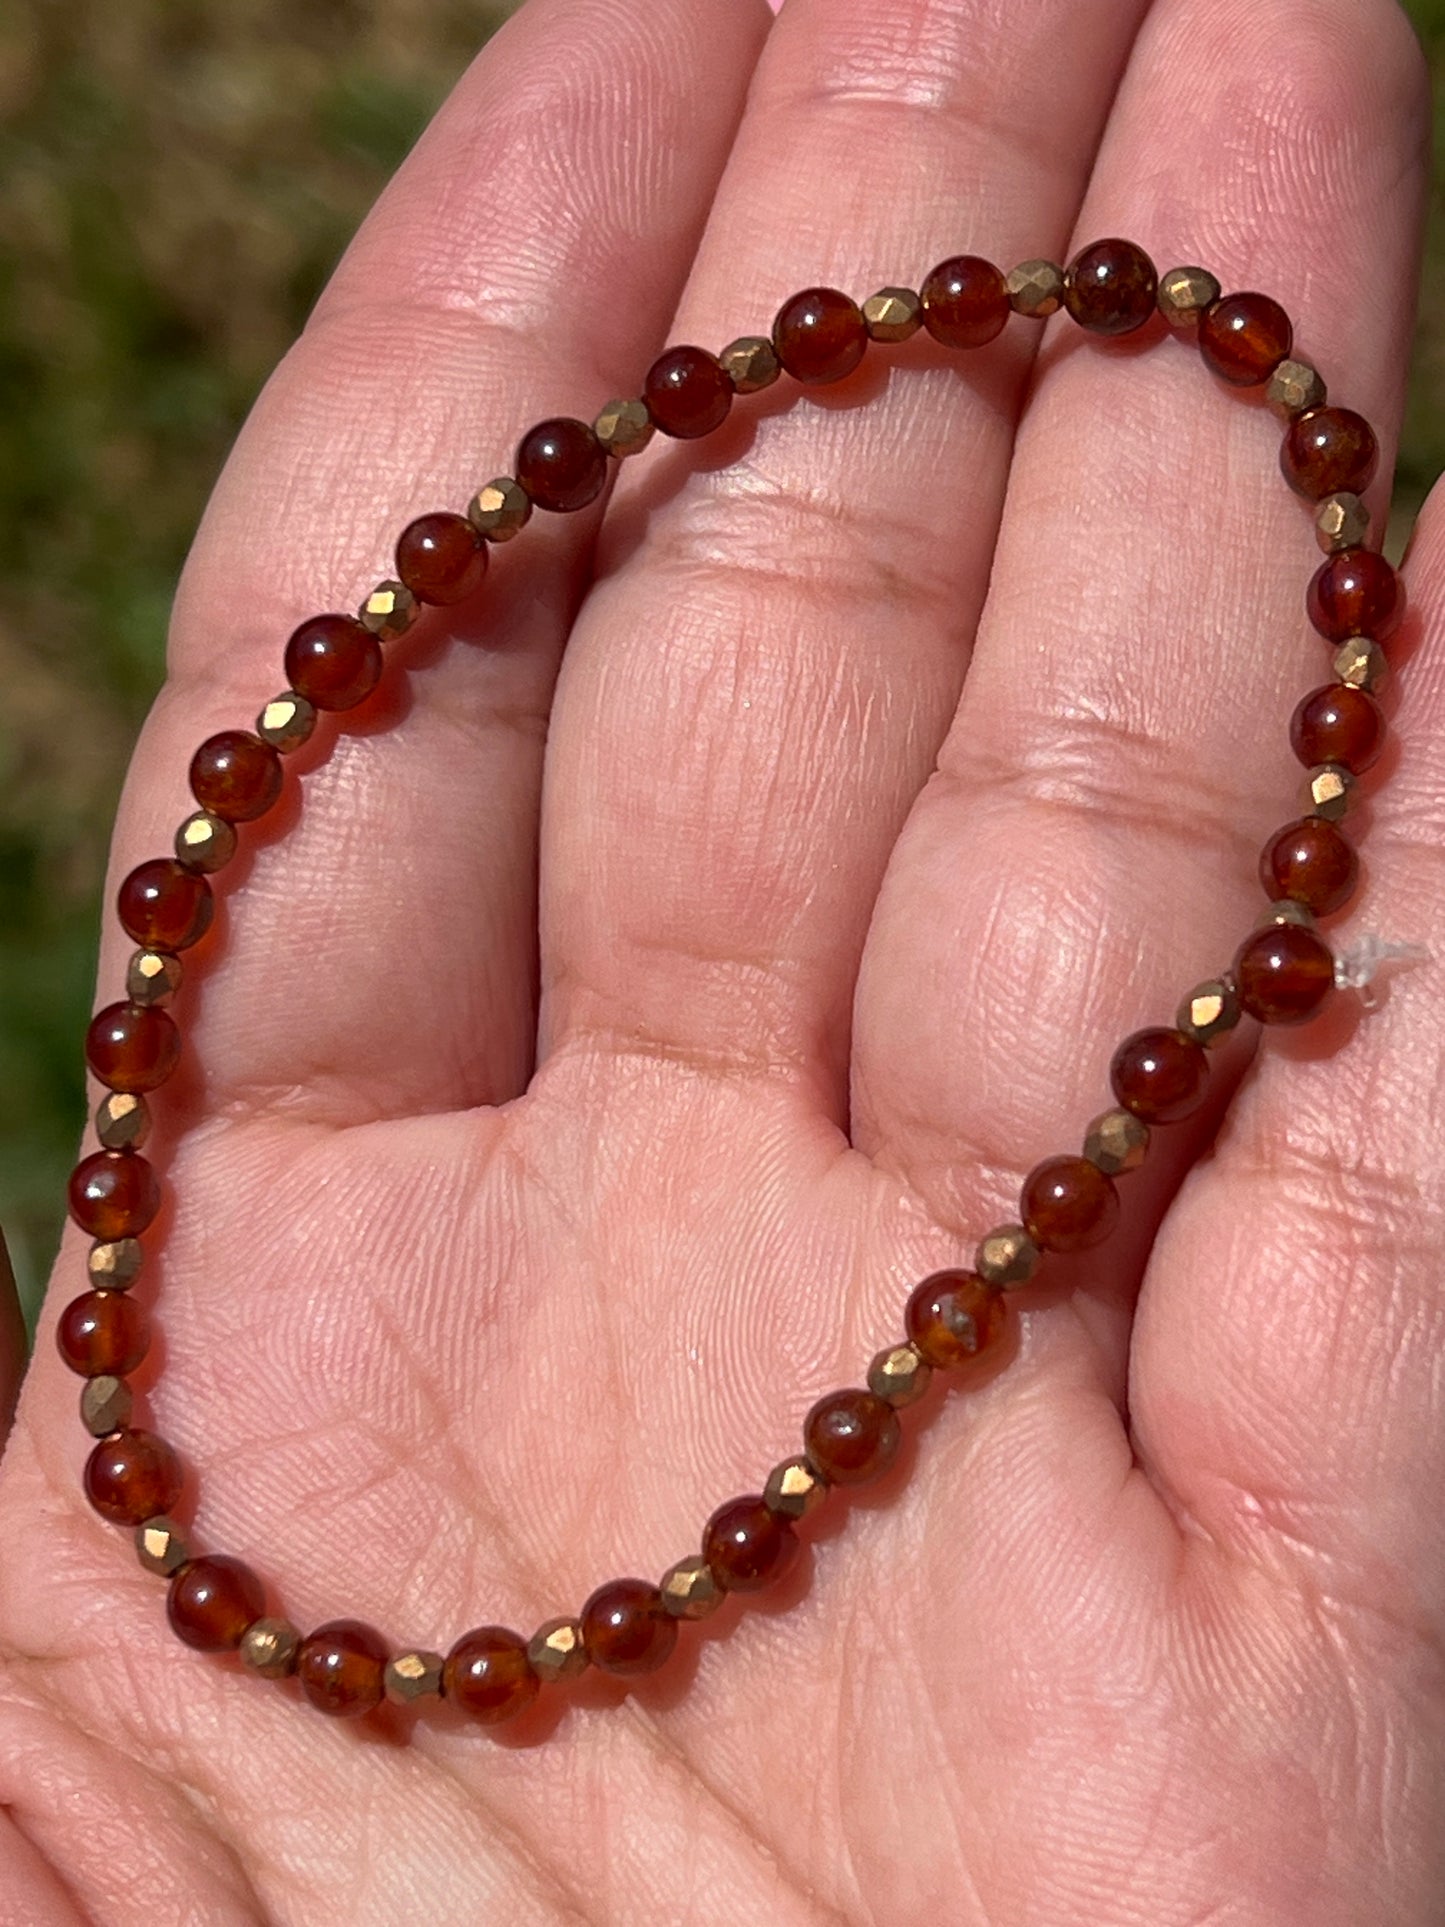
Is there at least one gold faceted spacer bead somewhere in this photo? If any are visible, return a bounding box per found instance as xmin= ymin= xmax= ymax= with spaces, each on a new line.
xmin=527 ymin=1617 xmax=590 ymax=1683
xmin=1157 ymin=265 xmax=1220 ymax=330
xmin=1258 ymin=898 xmax=1317 ymax=930
xmin=1176 ymin=976 xmax=1241 ymax=1049
xmin=1315 ymin=493 xmax=1371 ymax=554
xmin=174 ymin=809 xmax=237 ymax=874
xmin=763 ymin=1455 xmax=828 ymax=1521
xmin=863 ymin=287 xmax=922 ymax=342
xmin=1332 ymin=635 xmax=1389 ymax=694
xmin=719 ymin=334 xmax=780 ymax=393
xmin=383 ymin=1648 xmax=444 ymax=1703
xmin=135 ymin=1515 xmax=190 ymax=1577
xmin=126 ymin=949 xmax=182 ymax=1009
xmin=255 ymin=691 xmax=317 ymax=754
xmin=659 ymin=1553 xmax=723 ymax=1620
xmin=242 ymin=1618 xmax=302 ymax=1679
xmin=866 ymin=1342 xmax=932 ymax=1408
xmin=358 ymin=579 xmax=419 ymax=641
xmin=468 ymin=476 xmax=532 ymax=542
xmin=1265 ymin=358 xmax=1327 ymax=420
xmin=88 ymin=1238 xmax=143 ymax=1289
xmin=594 ymin=397 xmax=654 ymax=458
xmin=1006 ymin=259 xmax=1063 ymax=317
xmin=1305 ymin=763 xmax=1356 ymax=823
xmin=1083 ymin=1107 xmax=1150 ymax=1176
xmin=95 ymin=1091 xmax=150 ymax=1152
xmin=975 ymin=1224 xmax=1039 ymax=1290
xmin=80 ymin=1374 xmax=133 ymax=1438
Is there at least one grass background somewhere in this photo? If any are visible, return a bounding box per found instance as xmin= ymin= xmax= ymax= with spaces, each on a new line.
xmin=2 ymin=0 xmax=1442 ymax=1336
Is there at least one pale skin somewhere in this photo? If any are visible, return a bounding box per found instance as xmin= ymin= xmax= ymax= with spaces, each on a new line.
xmin=0 ymin=0 xmax=1443 ymax=1917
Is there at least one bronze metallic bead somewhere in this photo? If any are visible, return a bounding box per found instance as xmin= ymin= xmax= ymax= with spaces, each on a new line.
xmin=1006 ymin=259 xmax=1063 ymax=317
xmin=719 ymin=335 xmax=780 ymax=394
xmin=1305 ymin=764 xmax=1356 ymax=822
xmin=174 ymin=810 xmax=237 ymax=874
xmin=88 ymin=1239 xmax=143 ymax=1289
xmin=135 ymin=1515 xmax=190 ymax=1577
xmin=1315 ymin=494 xmax=1371 ymax=554
xmin=241 ymin=1618 xmax=302 ymax=1679
xmin=763 ymin=1455 xmax=828 ymax=1521
xmin=1258 ymin=897 xmax=1318 ymax=929
xmin=358 ymin=579 xmax=419 ymax=641
xmin=862 ymin=287 xmax=922 ymax=342
xmin=659 ymin=1554 xmax=723 ymax=1620
xmin=1082 ymin=1106 xmax=1150 ymax=1176
xmin=95 ymin=1092 xmax=150 ymax=1153
xmin=866 ymin=1342 xmax=932 ymax=1408
xmin=1265 ymin=358 xmax=1327 ymax=420
xmin=527 ymin=1617 xmax=590 ymax=1683
xmin=1175 ymin=977 xmax=1241 ymax=1049
xmin=593 ymin=398 xmax=655 ymax=458
xmin=467 ymin=476 xmax=532 ymax=543
xmin=126 ymin=949 xmax=182 ymax=1009
xmin=255 ymin=691 xmax=317 ymax=754
xmin=383 ymin=1648 xmax=444 ymax=1703
xmin=975 ymin=1224 xmax=1039 ymax=1289
xmin=80 ymin=1374 xmax=133 ymax=1438
xmin=1157 ymin=266 xmax=1220 ymax=330
xmin=1332 ymin=636 xmax=1389 ymax=694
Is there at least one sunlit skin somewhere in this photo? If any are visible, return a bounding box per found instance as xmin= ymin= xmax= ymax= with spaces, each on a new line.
xmin=2 ymin=0 xmax=1444 ymax=1919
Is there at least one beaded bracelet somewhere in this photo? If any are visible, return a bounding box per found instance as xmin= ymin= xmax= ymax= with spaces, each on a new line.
xmin=60 ymin=237 xmax=1405 ymax=1726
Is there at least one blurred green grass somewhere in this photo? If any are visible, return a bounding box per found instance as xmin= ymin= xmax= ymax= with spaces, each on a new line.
xmin=2 ymin=1 xmax=1442 ymax=1337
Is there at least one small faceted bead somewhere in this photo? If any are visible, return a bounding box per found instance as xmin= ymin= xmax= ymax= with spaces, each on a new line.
xmin=174 ymin=811 xmax=236 ymax=874
xmin=189 ymin=730 xmax=283 ymax=822
xmin=1307 ymin=548 xmax=1404 ymax=644
xmin=866 ymin=1342 xmax=932 ymax=1408
xmin=702 ymin=1496 xmax=798 ymax=1594
xmin=1316 ymin=493 xmax=1370 ymax=554
xmin=527 ymin=1619 xmax=590 ymax=1683
xmin=1304 ymin=764 xmax=1355 ymax=823
xmin=1062 ymin=238 xmax=1157 ymax=335
xmin=904 ymin=1269 xmax=1007 ymax=1370
xmin=772 ymin=287 xmax=868 ymax=385
xmin=1110 ymin=1028 xmax=1209 ymax=1124
xmin=125 ymin=949 xmax=182 ymax=1008
xmin=283 ymin=614 xmax=382 ymax=712
xmin=395 ymin=512 xmax=488 ymax=605
xmin=1333 ymin=636 xmax=1389 ymax=694
xmin=88 ymin=1238 xmax=142 ymax=1289
xmin=86 ymin=1002 xmax=180 ymax=1094
xmin=1176 ymin=978 xmax=1241 ymax=1050
xmin=803 ymin=1388 xmax=900 ymax=1486
xmin=1197 ymin=292 xmax=1292 ymax=385
xmin=580 ymin=1578 xmax=677 ymax=1676
xmin=68 ymin=1150 xmax=160 ymax=1241
xmin=1259 ymin=818 xmax=1358 ymax=917
xmin=644 ymin=346 xmax=732 ymax=439
xmin=135 ymin=1515 xmax=190 ymax=1576
xmin=718 ymin=335 xmax=780 ymax=393
xmin=1020 ymin=1154 xmax=1119 ymax=1252
xmin=1290 ymin=683 xmax=1385 ymax=774
xmin=514 ymin=417 xmax=608 ymax=514
xmin=242 ymin=1618 xmax=302 ymax=1679
xmin=444 ymin=1626 xmax=539 ymax=1724
xmin=96 ymin=1091 xmax=150 ymax=1152
xmin=762 ymin=1456 xmax=828 ymax=1521
xmin=1157 ymin=265 xmax=1220 ymax=330
xmin=660 ymin=1555 xmax=724 ymax=1619
xmin=1258 ymin=897 xmax=1317 ymax=930
xmin=975 ymin=1224 xmax=1039 ymax=1289
xmin=117 ymin=859 xmax=212 ymax=952
xmin=1006 ymin=259 xmax=1063 ymax=317
xmin=85 ymin=1428 xmax=183 ymax=1526
xmin=1281 ymin=406 xmax=1379 ymax=500
xmin=594 ymin=397 xmax=654 ymax=458
xmin=1083 ymin=1107 xmax=1150 ymax=1175
xmin=920 ymin=255 xmax=1010 ymax=349
xmin=468 ymin=476 xmax=533 ymax=542
xmin=56 ymin=1290 xmax=149 ymax=1376
xmin=255 ymin=691 xmax=317 ymax=753
xmin=167 ymin=1554 xmax=266 ymax=1651
xmin=862 ymin=287 xmax=922 ymax=341
xmin=1266 ymin=358 xmax=1327 ymax=420
xmin=297 ymin=1619 xmax=389 ymax=1717
xmin=358 ymin=580 xmax=419 ymax=640
xmin=1233 ymin=923 xmax=1336 ymax=1025
xmin=80 ymin=1374 xmax=132 ymax=1438
xmin=384 ymin=1649 xmax=444 ymax=1703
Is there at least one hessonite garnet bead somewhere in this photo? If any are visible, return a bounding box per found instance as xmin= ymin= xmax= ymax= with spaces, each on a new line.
xmin=1259 ymin=817 xmax=1358 ymax=917
xmin=643 ymin=345 xmax=733 ymax=439
xmin=1306 ymin=548 xmax=1404 ymax=644
xmin=1061 ymin=238 xmax=1157 ymax=335
xmin=189 ymin=731 xmax=284 ymax=823
xmin=56 ymin=1290 xmax=150 ymax=1377
xmin=1281 ymin=406 xmax=1379 ymax=500
xmin=167 ymin=1554 xmax=267 ymax=1651
xmin=1290 ymin=683 xmax=1385 ymax=774
xmin=395 ymin=511 xmax=488 ymax=605
xmin=1110 ymin=1028 xmax=1210 ymax=1124
xmin=85 ymin=1002 xmax=180 ymax=1094
xmin=920 ymin=255 xmax=1010 ymax=349
xmin=702 ymin=1496 xmax=798 ymax=1593
xmin=117 ymin=859 xmax=213 ymax=952
xmin=84 ymin=1427 xmax=183 ymax=1525
xmin=68 ymin=1150 xmax=161 ymax=1241
xmin=580 ymin=1578 xmax=677 ymax=1676
xmin=444 ymin=1626 xmax=540 ymax=1723
xmin=514 ymin=417 xmax=608 ymax=514
xmin=297 ymin=1619 xmax=389 ymax=1717
xmin=904 ymin=1269 xmax=1006 ymax=1370
xmin=1197 ymin=291 xmax=1292 ymax=385
xmin=1020 ymin=1154 xmax=1120 ymax=1252
xmin=1232 ymin=923 xmax=1337 ymax=1025
xmin=772 ymin=287 xmax=868 ymax=385
xmin=283 ymin=614 xmax=383 ymax=712
xmin=803 ymin=1388 xmax=900 ymax=1486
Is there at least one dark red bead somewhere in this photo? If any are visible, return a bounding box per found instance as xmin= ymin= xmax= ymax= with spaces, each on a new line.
xmin=68 ymin=1150 xmax=161 ymax=1240
xmin=1233 ymin=923 xmax=1336 ymax=1025
xmin=56 ymin=1290 xmax=149 ymax=1376
xmin=1307 ymin=548 xmax=1403 ymax=644
xmin=579 ymin=1578 xmax=677 ymax=1676
xmin=85 ymin=1002 xmax=180 ymax=1094
xmin=772 ymin=287 xmax=868 ymax=385
xmin=1020 ymin=1154 xmax=1120 ymax=1252
xmin=643 ymin=345 xmax=732 ymax=439
xmin=702 ymin=1496 xmax=798 ymax=1594
xmin=1197 ymin=292 xmax=1292 ymax=385
xmin=117 ymin=859 xmax=213 ymax=951
xmin=919 ymin=255 xmax=1010 ymax=349
xmin=1110 ymin=1028 xmax=1209 ymax=1124
xmin=514 ymin=417 xmax=608 ymax=513
xmin=395 ymin=511 xmax=488 ymax=605
xmin=1280 ymin=406 xmax=1379 ymax=500
xmin=189 ymin=731 xmax=283 ymax=823
xmin=84 ymin=1427 xmax=182 ymax=1525
xmin=444 ymin=1626 xmax=540 ymax=1722
xmin=167 ymin=1554 xmax=266 ymax=1651
xmin=904 ymin=1269 xmax=1007 ymax=1370
xmin=803 ymin=1388 xmax=900 ymax=1486
xmin=1290 ymin=683 xmax=1386 ymax=774
xmin=296 ymin=1619 xmax=389 ymax=1717
xmin=1061 ymin=238 xmax=1157 ymax=335
xmin=283 ymin=614 xmax=382 ymax=711
xmin=1259 ymin=818 xmax=1358 ymax=917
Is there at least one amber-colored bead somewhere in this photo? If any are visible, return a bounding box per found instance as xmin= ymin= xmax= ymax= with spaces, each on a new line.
xmin=643 ymin=345 xmax=732 ymax=440
xmin=1197 ymin=292 xmax=1292 ymax=385
xmin=1020 ymin=1154 xmax=1120 ymax=1252
xmin=297 ymin=1619 xmax=389 ymax=1717
xmin=1281 ymin=407 xmax=1379 ymax=500
xmin=1061 ymin=238 xmax=1157 ymax=335
xmin=84 ymin=1427 xmax=183 ymax=1525
xmin=803 ymin=1388 xmax=900 ymax=1486
xmin=1259 ymin=817 xmax=1358 ymax=917
xmin=444 ymin=1626 xmax=539 ymax=1723
xmin=117 ymin=859 xmax=212 ymax=952
xmin=283 ymin=614 xmax=382 ymax=712
xmin=904 ymin=1269 xmax=1006 ymax=1370
xmin=1110 ymin=1028 xmax=1209 ymax=1125
xmin=1307 ymin=548 xmax=1403 ymax=645
xmin=919 ymin=255 xmax=1010 ymax=349
xmin=395 ymin=511 xmax=488 ymax=606
xmin=68 ymin=1150 xmax=160 ymax=1241
xmin=702 ymin=1496 xmax=798 ymax=1594
xmin=189 ymin=731 xmax=283 ymax=823
xmin=85 ymin=1002 xmax=180 ymax=1094
xmin=772 ymin=287 xmax=868 ymax=385
xmin=580 ymin=1578 xmax=677 ymax=1676
xmin=56 ymin=1290 xmax=149 ymax=1377
xmin=514 ymin=417 xmax=608 ymax=514
xmin=1289 ymin=683 xmax=1385 ymax=774
xmin=167 ymin=1554 xmax=266 ymax=1651
xmin=1232 ymin=923 xmax=1336 ymax=1025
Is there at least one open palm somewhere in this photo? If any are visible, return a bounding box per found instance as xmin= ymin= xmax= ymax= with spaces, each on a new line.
xmin=3 ymin=0 xmax=1443 ymax=1918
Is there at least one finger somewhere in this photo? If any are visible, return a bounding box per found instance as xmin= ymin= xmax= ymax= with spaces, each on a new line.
xmin=0 ymin=1229 xmax=23 ymax=1446
xmin=536 ymin=0 xmax=1153 ymax=1102
xmin=97 ymin=0 xmax=772 ymax=1124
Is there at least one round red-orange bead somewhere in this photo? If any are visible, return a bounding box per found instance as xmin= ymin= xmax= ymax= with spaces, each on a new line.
xmin=189 ymin=731 xmax=283 ymax=822
xmin=643 ymin=345 xmax=732 ymax=439
xmin=1110 ymin=1028 xmax=1209 ymax=1124
xmin=395 ymin=511 xmax=488 ymax=605
xmin=772 ymin=287 xmax=868 ymax=384
xmin=580 ymin=1579 xmax=677 ymax=1676
xmin=1061 ymin=238 xmax=1157 ymax=335
xmin=1280 ymin=406 xmax=1378 ymax=500
xmin=1289 ymin=683 xmax=1385 ymax=774
xmin=1306 ymin=548 xmax=1403 ymax=644
xmin=803 ymin=1388 xmax=900 ymax=1486
xmin=68 ymin=1150 xmax=161 ymax=1240
xmin=1020 ymin=1154 xmax=1120 ymax=1252
xmin=1197 ymin=292 xmax=1292 ymax=385
xmin=85 ymin=1002 xmax=180 ymax=1094
xmin=297 ymin=1619 xmax=389 ymax=1717
xmin=283 ymin=614 xmax=382 ymax=711
xmin=920 ymin=255 xmax=1010 ymax=349
xmin=167 ymin=1555 xmax=266 ymax=1651
xmin=84 ymin=1427 xmax=183 ymax=1525
xmin=702 ymin=1496 xmax=798 ymax=1593
xmin=56 ymin=1290 xmax=149 ymax=1376
xmin=904 ymin=1269 xmax=1006 ymax=1370
xmin=444 ymin=1626 xmax=540 ymax=1723
xmin=1232 ymin=924 xmax=1336 ymax=1025
xmin=514 ymin=418 xmax=607 ymax=513
xmin=1259 ymin=818 xmax=1358 ymax=917
xmin=117 ymin=859 xmax=213 ymax=951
